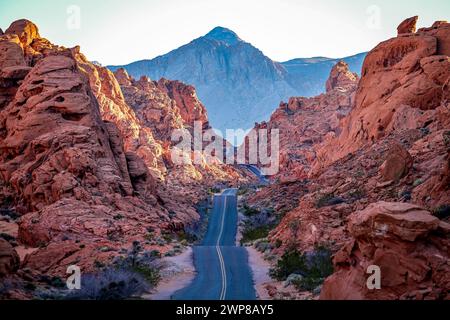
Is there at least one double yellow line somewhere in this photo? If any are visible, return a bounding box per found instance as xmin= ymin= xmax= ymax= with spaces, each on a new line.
xmin=216 ymin=195 xmax=227 ymax=300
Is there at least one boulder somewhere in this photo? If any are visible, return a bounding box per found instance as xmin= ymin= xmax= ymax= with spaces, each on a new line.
xmin=0 ymin=238 xmax=20 ymax=277
xmin=379 ymin=142 xmax=413 ymax=182
xmin=5 ymin=19 xmax=40 ymax=46
xmin=0 ymin=35 xmax=26 ymax=70
xmin=321 ymin=202 xmax=450 ymax=300
xmin=397 ymin=16 xmax=418 ymax=35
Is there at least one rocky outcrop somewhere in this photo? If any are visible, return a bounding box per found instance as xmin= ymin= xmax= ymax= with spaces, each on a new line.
xmin=0 ymin=238 xmax=20 ymax=277
xmin=157 ymin=78 xmax=209 ymax=127
xmin=397 ymin=16 xmax=418 ymax=35
xmin=5 ymin=19 xmax=40 ymax=46
xmin=245 ymin=61 xmax=358 ymax=183
xmin=0 ymin=19 xmax=246 ymax=277
xmin=325 ymin=61 xmax=359 ymax=92
xmin=74 ymin=52 xmax=167 ymax=180
xmin=379 ymin=142 xmax=413 ymax=182
xmin=321 ymin=202 xmax=450 ymax=300
xmin=113 ymin=68 xmax=209 ymax=141
xmin=113 ymin=68 xmax=247 ymax=213
xmin=315 ymin=18 xmax=450 ymax=170
xmin=245 ymin=18 xmax=449 ymax=300
xmin=0 ymin=53 xmax=170 ymax=268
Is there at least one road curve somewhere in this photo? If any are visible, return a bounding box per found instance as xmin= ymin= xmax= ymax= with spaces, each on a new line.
xmin=240 ymin=165 xmax=269 ymax=185
xmin=172 ymin=189 xmax=256 ymax=300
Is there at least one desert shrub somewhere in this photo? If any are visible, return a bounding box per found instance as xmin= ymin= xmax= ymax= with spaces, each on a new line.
xmin=240 ymin=226 xmax=271 ymax=244
xmin=66 ymin=268 xmax=149 ymax=300
xmin=292 ymin=276 xmax=323 ymax=291
xmin=177 ymin=228 xmax=198 ymax=243
xmin=347 ymin=188 xmax=366 ymax=202
xmin=274 ymin=239 xmax=282 ymax=248
xmin=208 ymin=187 xmax=221 ymax=194
xmin=270 ymin=246 xmax=334 ymax=291
xmin=144 ymin=232 xmax=155 ymax=241
xmin=269 ymin=250 xmax=307 ymax=281
xmin=242 ymin=204 xmax=260 ymax=216
xmin=305 ymin=246 xmax=334 ymax=279
xmin=240 ymin=208 xmax=277 ymax=244
xmin=237 ymin=187 xmax=249 ymax=196
xmin=67 ymin=242 xmax=161 ymax=300
xmin=132 ymin=264 xmax=160 ymax=286
xmin=316 ymin=193 xmax=345 ymax=208
xmin=433 ymin=205 xmax=450 ymax=220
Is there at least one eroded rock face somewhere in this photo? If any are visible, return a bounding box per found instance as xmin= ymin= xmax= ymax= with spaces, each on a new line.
xmin=157 ymin=78 xmax=209 ymax=127
xmin=113 ymin=67 xmax=247 ymax=215
xmin=0 ymin=238 xmax=20 ymax=277
xmin=1 ymin=55 xmax=132 ymax=212
xmin=246 ymin=18 xmax=449 ymax=300
xmin=0 ymin=19 xmax=247 ymax=277
xmin=114 ymin=68 xmax=209 ymax=142
xmin=74 ymin=52 xmax=167 ymax=180
xmin=321 ymin=202 xmax=450 ymax=300
xmin=244 ymin=61 xmax=358 ymax=183
xmin=315 ymin=19 xmax=450 ymax=169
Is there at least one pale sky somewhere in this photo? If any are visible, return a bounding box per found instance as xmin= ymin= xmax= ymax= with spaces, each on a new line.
xmin=1 ymin=0 xmax=449 ymax=65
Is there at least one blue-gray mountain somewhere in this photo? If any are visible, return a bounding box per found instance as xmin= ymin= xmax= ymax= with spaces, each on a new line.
xmin=108 ymin=27 xmax=366 ymax=134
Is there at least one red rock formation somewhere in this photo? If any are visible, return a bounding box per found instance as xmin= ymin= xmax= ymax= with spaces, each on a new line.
xmin=113 ymin=68 xmax=246 ymax=214
xmin=246 ymin=18 xmax=449 ymax=300
xmin=315 ymin=19 xmax=450 ymax=170
xmin=113 ymin=68 xmax=209 ymax=141
xmin=0 ymin=238 xmax=19 ymax=277
xmin=157 ymin=78 xmax=209 ymax=127
xmin=321 ymin=202 xmax=450 ymax=300
xmin=0 ymin=19 xmax=246 ymax=278
xmin=397 ymin=16 xmax=418 ymax=35
xmin=74 ymin=51 xmax=167 ymax=180
xmin=245 ymin=60 xmax=358 ymax=183
xmin=5 ymin=19 xmax=40 ymax=46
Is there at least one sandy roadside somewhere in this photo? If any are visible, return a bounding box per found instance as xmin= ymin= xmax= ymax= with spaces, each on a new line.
xmin=237 ymin=195 xmax=272 ymax=300
xmin=143 ymin=247 xmax=196 ymax=300
xmin=246 ymin=245 xmax=272 ymax=299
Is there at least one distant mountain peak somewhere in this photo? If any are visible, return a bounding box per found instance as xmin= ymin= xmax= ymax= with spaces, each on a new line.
xmin=204 ymin=26 xmax=241 ymax=45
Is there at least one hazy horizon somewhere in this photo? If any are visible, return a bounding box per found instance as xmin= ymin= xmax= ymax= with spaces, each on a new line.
xmin=1 ymin=0 xmax=449 ymax=65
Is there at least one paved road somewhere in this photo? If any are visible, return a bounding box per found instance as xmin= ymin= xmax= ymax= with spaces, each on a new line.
xmin=172 ymin=189 xmax=256 ymax=300
xmin=240 ymin=164 xmax=269 ymax=185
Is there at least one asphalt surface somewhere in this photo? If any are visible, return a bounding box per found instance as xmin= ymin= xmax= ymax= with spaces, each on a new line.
xmin=240 ymin=164 xmax=269 ymax=185
xmin=172 ymin=189 xmax=256 ymax=300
